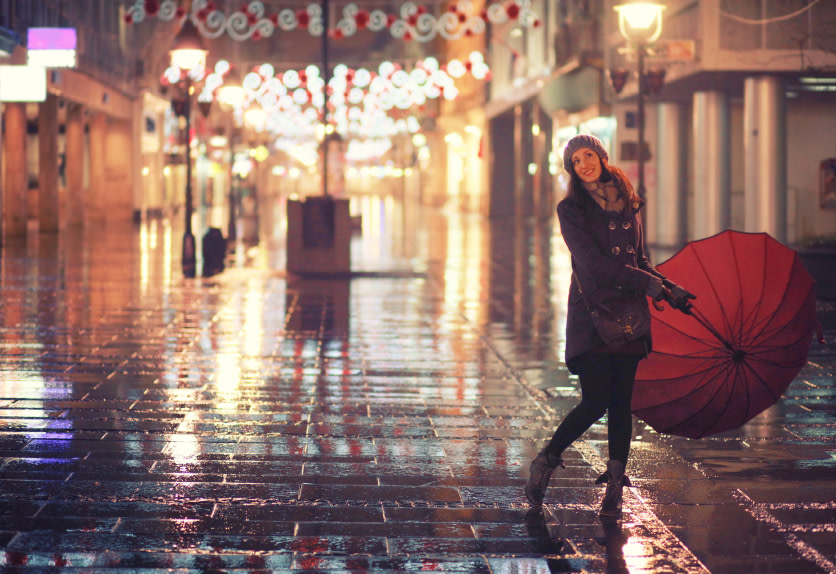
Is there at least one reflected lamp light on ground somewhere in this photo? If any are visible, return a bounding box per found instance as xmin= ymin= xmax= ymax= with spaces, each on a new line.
xmin=614 ymin=2 xmax=666 ymax=44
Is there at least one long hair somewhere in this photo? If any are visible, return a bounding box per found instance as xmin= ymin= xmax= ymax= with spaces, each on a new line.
xmin=565 ymin=154 xmax=640 ymax=211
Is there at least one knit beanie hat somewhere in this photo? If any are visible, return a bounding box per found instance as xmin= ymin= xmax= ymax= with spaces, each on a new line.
xmin=563 ymin=134 xmax=609 ymax=173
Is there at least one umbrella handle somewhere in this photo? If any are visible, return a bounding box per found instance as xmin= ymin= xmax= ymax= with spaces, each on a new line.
xmin=816 ymin=321 xmax=826 ymax=344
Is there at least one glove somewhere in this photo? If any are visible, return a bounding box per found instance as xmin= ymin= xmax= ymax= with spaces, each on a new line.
xmin=645 ymin=276 xmax=664 ymax=300
xmin=662 ymin=284 xmax=695 ymax=314
xmin=669 ymin=283 xmax=696 ymax=303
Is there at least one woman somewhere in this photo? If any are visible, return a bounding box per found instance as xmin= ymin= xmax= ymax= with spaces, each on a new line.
xmin=525 ymin=134 xmax=694 ymax=517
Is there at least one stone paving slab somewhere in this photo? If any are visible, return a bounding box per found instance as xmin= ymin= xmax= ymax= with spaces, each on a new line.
xmin=0 ymin=213 xmax=833 ymax=572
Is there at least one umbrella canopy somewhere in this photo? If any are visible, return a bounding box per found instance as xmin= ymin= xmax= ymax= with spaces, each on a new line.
xmin=633 ymin=230 xmax=817 ymax=439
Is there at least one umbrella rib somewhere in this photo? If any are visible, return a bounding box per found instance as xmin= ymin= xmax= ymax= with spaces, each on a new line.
xmin=639 ymin=359 xmax=730 ymax=385
xmin=688 ymin=306 xmax=734 ymax=350
xmin=732 ymin=235 xmax=748 ymax=347
xmin=744 ymin=285 xmax=815 ymax=348
xmin=666 ymin=358 xmax=740 ymax=437
xmin=708 ymin=360 xmax=744 ymax=436
xmin=741 ymin=352 xmax=807 ymax=370
xmin=737 ymin=235 xmax=769 ymax=346
xmin=740 ymin=356 xmax=782 ymax=402
xmin=651 ymin=318 xmax=725 ymax=351
xmin=747 ymin=332 xmax=813 ymax=355
xmin=739 ymin=327 xmax=815 ymax=367
xmin=688 ymin=248 xmax=736 ymax=342
xmin=740 ymin=247 xmax=801 ymax=345
xmin=649 ymin=350 xmax=730 ymax=360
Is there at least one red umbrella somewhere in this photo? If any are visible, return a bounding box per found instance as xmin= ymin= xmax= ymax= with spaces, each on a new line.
xmin=632 ymin=230 xmax=819 ymax=439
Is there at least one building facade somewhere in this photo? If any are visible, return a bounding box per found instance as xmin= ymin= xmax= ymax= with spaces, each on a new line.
xmin=478 ymin=0 xmax=836 ymax=248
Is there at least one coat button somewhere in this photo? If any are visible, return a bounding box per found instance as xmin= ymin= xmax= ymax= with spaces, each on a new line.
xmin=609 ymin=221 xmax=617 ymax=230
xmin=626 ymin=245 xmax=635 ymax=254
xmin=622 ymin=221 xmax=632 ymax=230
xmin=611 ymin=246 xmax=621 ymax=255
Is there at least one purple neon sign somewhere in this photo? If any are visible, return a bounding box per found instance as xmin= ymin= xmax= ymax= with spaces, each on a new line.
xmin=27 ymin=28 xmax=77 ymax=51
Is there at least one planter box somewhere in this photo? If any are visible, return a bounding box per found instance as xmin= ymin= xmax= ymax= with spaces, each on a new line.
xmin=286 ymin=197 xmax=351 ymax=276
xmin=798 ymin=249 xmax=836 ymax=300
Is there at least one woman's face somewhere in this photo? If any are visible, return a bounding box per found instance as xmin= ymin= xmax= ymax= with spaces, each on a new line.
xmin=571 ymin=147 xmax=602 ymax=183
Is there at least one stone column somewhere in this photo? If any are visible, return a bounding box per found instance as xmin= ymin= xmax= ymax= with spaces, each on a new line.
xmin=743 ymin=76 xmax=787 ymax=241
xmin=65 ymin=104 xmax=85 ymax=226
xmin=536 ymin=111 xmax=554 ymax=222
xmin=655 ymin=102 xmax=688 ymax=247
xmin=488 ymin=111 xmax=515 ymax=219
xmin=87 ymin=112 xmax=107 ymax=225
xmin=692 ymin=91 xmax=731 ymax=240
xmin=132 ymin=98 xmax=144 ymax=223
xmin=3 ymin=102 xmax=28 ymax=238
xmin=104 ymin=117 xmax=135 ymax=224
xmin=38 ymin=94 xmax=60 ymax=232
xmin=514 ymin=102 xmax=534 ymax=218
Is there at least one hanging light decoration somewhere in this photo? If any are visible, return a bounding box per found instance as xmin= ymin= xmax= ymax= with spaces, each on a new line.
xmin=126 ymin=0 xmax=540 ymax=43
xmin=228 ymin=52 xmax=488 ymax=140
xmin=158 ymin=47 xmax=490 ymax=162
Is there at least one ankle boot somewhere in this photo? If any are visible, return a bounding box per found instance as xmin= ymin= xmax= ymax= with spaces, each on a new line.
xmin=595 ymin=460 xmax=631 ymax=517
xmin=525 ymin=449 xmax=564 ymax=508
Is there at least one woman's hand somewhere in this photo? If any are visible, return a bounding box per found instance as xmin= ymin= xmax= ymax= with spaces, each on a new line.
xmin=645 ymin=276 xmax=664 ymax=299
xmin=663 ymin=283 xmax=696 ymax=314
xmin=670 ymin=284 xmax=696 ymax=303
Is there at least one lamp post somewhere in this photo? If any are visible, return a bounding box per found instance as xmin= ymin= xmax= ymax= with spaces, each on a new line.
xmin=613 ymin=2 xmax=665 ymax=201
xmin=218 ymin=67 xmax=245 ymax=251
xmin=321 ymin=0 xmax=331 ymax=196
xmin=169 ymin=18 xmax=207 ymax=278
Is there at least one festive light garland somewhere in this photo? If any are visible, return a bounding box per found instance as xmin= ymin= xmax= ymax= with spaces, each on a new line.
xmin=127 ymin=0 xmax=540 ymax=42
xmin=162 ymin=53 xmax=489 ymax=139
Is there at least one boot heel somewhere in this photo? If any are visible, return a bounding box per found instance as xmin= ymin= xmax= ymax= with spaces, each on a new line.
xmin=598 ymin=460 xmax=629 ymax=518
xmin=525 ymin=450 xmax=564 ymax=508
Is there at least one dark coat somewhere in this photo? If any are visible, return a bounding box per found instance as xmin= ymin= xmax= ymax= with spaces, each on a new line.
xmin=556 ymin=193 xmax=667 ymax=373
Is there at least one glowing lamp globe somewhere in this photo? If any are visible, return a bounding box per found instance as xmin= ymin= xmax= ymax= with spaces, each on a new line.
xmin=613 ymin=2 xmax=666 ymax=44
xmin=169 ymin=19 xmax=207 ymax=72
xmin=218 ymin=68 xmax=245 ymax=108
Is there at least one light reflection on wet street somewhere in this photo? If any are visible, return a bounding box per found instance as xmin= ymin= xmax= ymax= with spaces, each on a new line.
xmin=0 ymin=196 xmax=833 ymax=572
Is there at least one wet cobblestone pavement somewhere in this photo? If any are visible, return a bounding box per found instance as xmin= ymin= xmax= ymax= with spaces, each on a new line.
xmin=0 ymin=197 xmax=834 ymax=572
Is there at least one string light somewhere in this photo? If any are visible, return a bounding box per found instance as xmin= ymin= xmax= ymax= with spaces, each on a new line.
xmin=126 ymin=0 xmax=541 ymax=43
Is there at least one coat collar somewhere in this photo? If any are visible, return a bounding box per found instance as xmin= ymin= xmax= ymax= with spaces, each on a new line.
xmin=632 ymin=197 xmax=647 ymax=213
xmin=589 ymin=195 xmax=645 ymax=218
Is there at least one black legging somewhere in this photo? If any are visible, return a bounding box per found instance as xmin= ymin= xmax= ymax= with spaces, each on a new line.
xmin=545 ymin=352 xmax=641 ymax=465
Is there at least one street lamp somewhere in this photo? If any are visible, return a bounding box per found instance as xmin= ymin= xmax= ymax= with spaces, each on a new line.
xmin=169 ymin=18 xmax=207 ymax=278
xmin=613 ymin=1 xmax=665 ymax=200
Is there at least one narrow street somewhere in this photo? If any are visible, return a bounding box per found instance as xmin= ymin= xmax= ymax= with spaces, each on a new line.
xmin=0 ymin=197 xmax=833 ymax=572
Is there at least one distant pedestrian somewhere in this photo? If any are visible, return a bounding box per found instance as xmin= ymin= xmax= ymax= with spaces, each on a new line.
xmin=525 ymin=134 xmax=695 ymax=517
